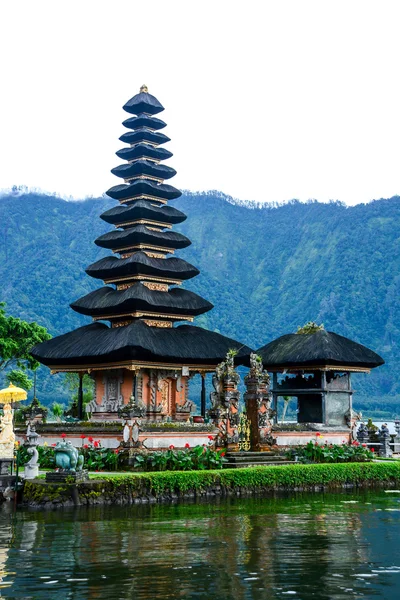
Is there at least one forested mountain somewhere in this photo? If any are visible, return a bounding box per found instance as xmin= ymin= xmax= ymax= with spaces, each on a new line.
xmin=1 ymin=189 xmax=399 ymax=418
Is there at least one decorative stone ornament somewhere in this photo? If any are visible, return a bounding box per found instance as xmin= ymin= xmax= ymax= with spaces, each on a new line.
xmin=208 ymin=352 xmax=240 ymax=450
xmin=244 ymin=353 xmax=275 ymax=451
xmin=379 ymin=423 xmax=393 ymax=458
xmin=0 ymin=404 xmax=15 ymax=460
xmin=24 ymin=423 xmax=40 ymax=479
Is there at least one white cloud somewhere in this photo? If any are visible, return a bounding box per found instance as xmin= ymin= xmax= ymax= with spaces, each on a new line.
xmin=0 ymin=0 xmax=399 ymax=205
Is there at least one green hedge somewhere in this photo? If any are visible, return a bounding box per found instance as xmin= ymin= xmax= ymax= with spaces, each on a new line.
xmin=91 ymin=462 xmax=400 ymax=495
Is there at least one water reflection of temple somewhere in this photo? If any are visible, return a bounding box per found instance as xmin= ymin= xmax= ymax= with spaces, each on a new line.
xmin=3 ymin=499 xmax=398 ymax=599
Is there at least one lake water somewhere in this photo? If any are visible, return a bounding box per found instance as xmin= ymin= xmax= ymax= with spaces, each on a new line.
xmin=1 ymin=491 xmax=400 ymax=599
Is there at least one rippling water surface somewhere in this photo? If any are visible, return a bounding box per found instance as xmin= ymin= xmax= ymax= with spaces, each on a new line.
xmin=1 ymin=490 xmax=400 ymax=599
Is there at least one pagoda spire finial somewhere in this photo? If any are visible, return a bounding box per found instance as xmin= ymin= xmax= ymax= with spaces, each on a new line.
xmin=140 ymin=84 xmax=148 ymax=93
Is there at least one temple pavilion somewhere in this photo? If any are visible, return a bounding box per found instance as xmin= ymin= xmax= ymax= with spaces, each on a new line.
xmin=32 ymin=86 xmax=250 ymax=420
xmin=257 ymin=328 xmax=384 ymax=428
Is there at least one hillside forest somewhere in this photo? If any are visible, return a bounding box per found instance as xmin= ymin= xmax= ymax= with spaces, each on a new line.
xmin=1 ymin=188 xmax=399 ymax=419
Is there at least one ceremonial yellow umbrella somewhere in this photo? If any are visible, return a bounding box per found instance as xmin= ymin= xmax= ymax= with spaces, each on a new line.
xmin=0 ymin=383 xmax=27 ymax=406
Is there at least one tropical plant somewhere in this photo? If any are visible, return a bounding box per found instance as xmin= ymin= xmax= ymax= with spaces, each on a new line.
xmin=288 ymin=438 xmax=374 ymax=463
xmin=50 ymin=402 xmax=65 ymax=422
xmin=296 ymin=321 xmax=325 ymax=335
xmin=0 ymin=303 xmax=51 ymax=389
xmin=132 ymin=439 xmax=227 ymax=472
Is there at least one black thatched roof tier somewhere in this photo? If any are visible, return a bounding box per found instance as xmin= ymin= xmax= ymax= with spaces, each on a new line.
xmin=116 ymin=144 xmax=172 ymax=163
xmin=86 ymin=252 xmax=199 ymax=282
xmin=123 ymin=90 xmax=164 ymax=116
xmin=71 ymin=284 xmax=213 ymax=318
xmin=31 ymin=321 xmax=252 ymax=368
xmin=120 ymin=129 xmax=170 ymax=146
xmin=122 ymin=114 xmax=166 ymax=131
xmin=111 ymin=160 xmax=176 ymax=181
xmin=100 ymin=201 xmax=186 ymax=226
xmin=94 ymin=224 xmax=191 ymax=251
xmin=106 ymin=181 xmax=181 ymax=203
xmin=257 ymin=330 xmax=385 ymax=371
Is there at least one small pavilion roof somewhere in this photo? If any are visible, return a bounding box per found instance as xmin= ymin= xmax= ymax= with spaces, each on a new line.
xmin=100 ymin=201 xmax=186 ymax=226
xmin=86 ymin=252 xmax=199 ymax=282
xmin=71 ymin=284 xmax=213 ymax=318
xmin=94 ymin=224 xmax=191 ymax=251
xmin=116 ymin=144 xmax=173 ymax=162
xmin=106 ymin=181 xmax=182 ymax=202
xmin=257 ymin=330 xmax=384 ymax=371
xmin=111 ymin=160 xmax=176 ymax=181
xmin=119 ymin=129 xmax=170 ymax=146
xmin=123 ymin=89 xmax=164 ymax=116
xmin=122 ymin=114 xmax=167 ymax=131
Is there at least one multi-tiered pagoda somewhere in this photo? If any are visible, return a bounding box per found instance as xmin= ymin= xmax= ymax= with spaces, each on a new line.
xmin=32 ymin=86 xmax=250 ymax=420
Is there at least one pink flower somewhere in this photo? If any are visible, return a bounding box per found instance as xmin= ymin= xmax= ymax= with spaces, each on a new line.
xmin=185 ymin=443 xmax=190 ymax=449
xmin=83 ymin=444 xmax=89 ymax=449
xmin=169 ymin=445 xmax=175 ymax=450
xmin=371 ymin=447 xmax=375 ymax=452
xmin=60 ymin=433 xmax=66 ymax=438
xmin=362 ymin=443 xmax=367 ymax=448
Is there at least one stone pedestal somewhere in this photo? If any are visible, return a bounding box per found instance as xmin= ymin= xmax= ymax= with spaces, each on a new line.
xmin=24 ymin=464 xmax=39 ymax=479
xmin=46 ymin=469 xmax=89 ymax=483
xmin=0 ymin=458 xmax=12 ymax=476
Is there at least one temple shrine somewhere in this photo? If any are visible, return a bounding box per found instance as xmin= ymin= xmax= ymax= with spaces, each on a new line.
xmin=32 ymin=86 xmax=250 ymax=421
xmin=256 ymin=328 xmax=384 ymax=429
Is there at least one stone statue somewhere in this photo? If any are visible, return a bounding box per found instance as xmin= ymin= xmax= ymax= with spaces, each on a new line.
xmin=54 ymin=440 xmax=84 ymax=472
xmin=0 ymin=404 xmax=15 ymax=459
xmin=379 ymin=423 xmax=392 ymax=458
xmin=357 ymin=422 xmax=369 ymax=444
xmin=25 ymin=447 xmax=40 ymax=479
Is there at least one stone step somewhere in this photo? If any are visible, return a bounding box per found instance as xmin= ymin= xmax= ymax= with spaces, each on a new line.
xmin=223 ymin=461 xmax=297 ymax=469
xmin=226 ymin=454 xmax=287 ymax=463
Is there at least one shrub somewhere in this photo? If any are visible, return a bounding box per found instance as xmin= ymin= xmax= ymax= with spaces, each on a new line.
xmin=287 ymin=439 xmax=374 ymax=463
xmin=91 ymin=462 xmax=400 ymax=496
xmin=132 ymin=442 xmax=226 ymax=472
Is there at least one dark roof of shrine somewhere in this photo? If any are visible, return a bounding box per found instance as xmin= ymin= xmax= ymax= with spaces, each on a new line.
xmin=95 ymin=224 xmax=191 ymax=251
xmin=111 ymin=160 xmax=176 ymax=181
xmin=116 ymin=144 xmax=173 ymax=162
xmin=31 ymin=321 xmax=252 ymax=368
xmin=106 ymin=181 xmax=182 ymax=202
xmin=86 ymin=252 xmax=199 ymax=282
xmin=119 ymin=129 xmax=170 ymax=146
xmin=71 ymin=285 xmax=213 ymax=318
xmin=123 ymin=90 xmax=164 ymax=116
xmin=122 ymin=114 xmax=167 ymax=131
xmin=257 ymin=330 xmax=384 ymax=370
xmin=100 ymin=201 xmax=186 ymax=226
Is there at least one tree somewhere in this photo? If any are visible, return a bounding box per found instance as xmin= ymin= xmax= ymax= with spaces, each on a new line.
xmin=0 ymin=302 xmax=51 ymax=387
xmin=0 ymin=302 xmax=51 ymax=370
xmin=5 ymin=369 xmax=33 ymax=391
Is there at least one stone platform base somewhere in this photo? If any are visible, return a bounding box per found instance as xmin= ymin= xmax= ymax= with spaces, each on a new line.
xmin=45 ymin=469 xmax=89 ymax=483
xmin=0 ymin=458 xmax=13 ymax=476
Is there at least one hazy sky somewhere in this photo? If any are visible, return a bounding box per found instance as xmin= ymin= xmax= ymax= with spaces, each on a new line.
xmin=1 ymin=0 xmax=399 ymax=205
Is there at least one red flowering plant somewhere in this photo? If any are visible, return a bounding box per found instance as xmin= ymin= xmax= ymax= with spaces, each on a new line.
xmin=288 ymin=439 xmax=374 ymax=463
xmin=81 ymin=438 xmax=120 ymax=471
xmin=134 ymin=440 xmax=227 ymax=472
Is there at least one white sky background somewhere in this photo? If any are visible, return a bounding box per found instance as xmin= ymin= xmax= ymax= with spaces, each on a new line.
xmin=0 ymin=0 xmax=399 ymax=205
